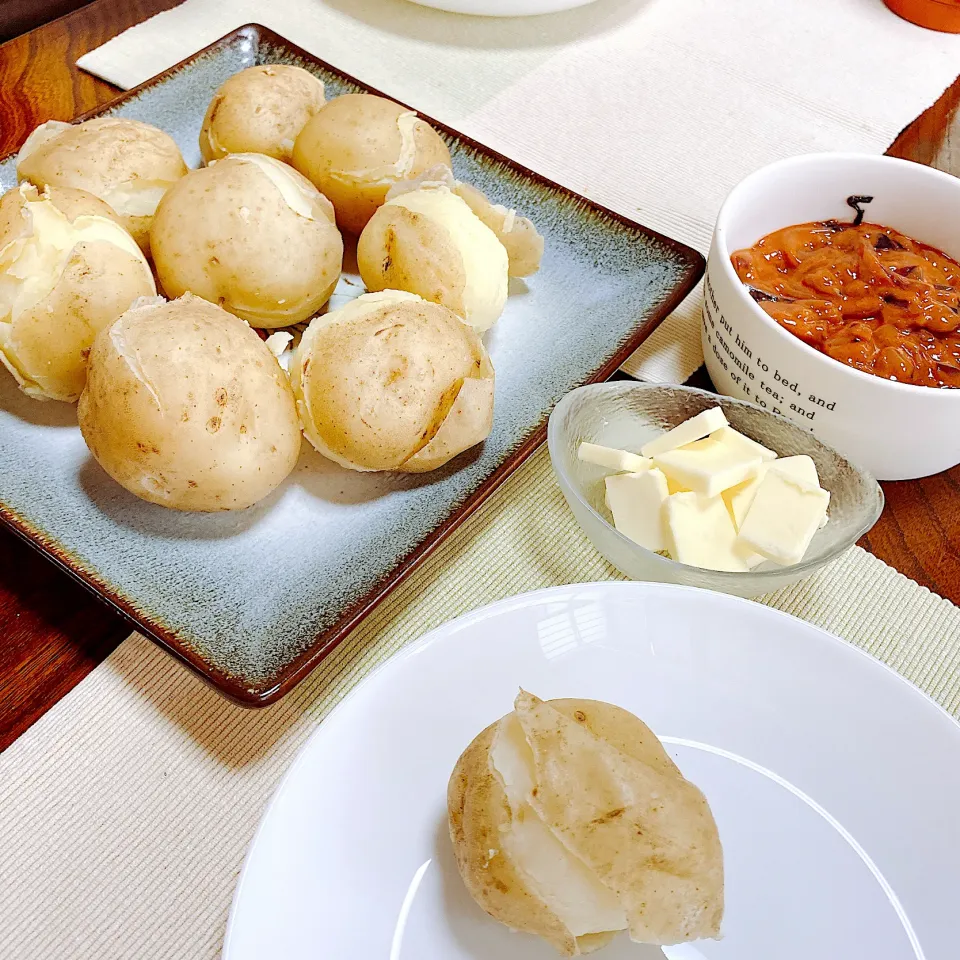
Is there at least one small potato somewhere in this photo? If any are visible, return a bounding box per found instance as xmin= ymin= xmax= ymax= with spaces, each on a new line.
xmin=17 ymin=117 xmax=188 ymax=252
xmin=150 ymin=154 xmax=343 ymax=328
xmin=291 ymin=290 xmax=494 ymax=473
xmin=291 ymin=93 xmax=451 ymax=235
xmin=0 ymin=183 xmax=156 ymax=402
xmin=78 ymin=294 xmax=301 ymax=511
xmin=357 ymin=182 xmax=508 ymax=332
xmin=449 ymin=692 xmax=724 ymax=956
xmin=199 ymin=65 xmax=326 ymax=164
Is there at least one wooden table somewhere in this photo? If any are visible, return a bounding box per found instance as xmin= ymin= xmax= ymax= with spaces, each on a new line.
xmin=0 ymin=0 xmax=958 ymax=751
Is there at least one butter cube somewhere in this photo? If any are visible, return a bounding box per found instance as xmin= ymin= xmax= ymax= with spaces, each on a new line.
xmin=605 ymin=469 xmax=669 ymax=552
xmin=723 ymin=455 xmax=820 ymax=529
xmin=665 ymin=492 xmax=749 ymax=572
xmin=737 ymin=471 xmax=830 ymax=566
xmin=712 ymin=426 xmax=778 ymax=463
xmin=640 ymin=407 xmax=727 ymax=458
xmin=666 ymin=476 xmax=690 ymax=495
xmin=579 ymin=442 xmax=652 ymax=474
xmin=653 ymin=435 xmax=761 ymax=499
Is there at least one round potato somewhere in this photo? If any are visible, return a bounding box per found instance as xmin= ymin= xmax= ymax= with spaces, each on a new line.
xmin=17 ymin=117 xmax=188 ymax=252
xmin=150 ymin=153 xmax=343 ymax=328
xmin=291 ymin=93 xmax=451 ymax=235
xmin=291 ymin=290 xmax=494 ymax=473
xmin=199 ymin=65 xmax=326 ymax=164
xmin=357 ymin=182 xmax=509 ymax=332
xmin=448 ymin=691 xmax=724 ymax=956
xmin=0 ymin=183 xmax=156 ymax=402
xmin=78 ymin=294 xmax=301 ymax=511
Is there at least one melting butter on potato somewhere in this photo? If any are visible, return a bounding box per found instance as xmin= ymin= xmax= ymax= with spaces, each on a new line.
xmin=17 ymin=117 xmax=188 ymax=253
xmin=0 ymin=183 xmax=156 ymax=402
xmin=78 ymin=294 xmax=301 ymax=511
xmin=579 ymin=408 xmax=830 ymax=571
xmin=150 ymin=154 xmax=343 ymax=328
xmin=291 ymin=290 xmax=494 ymax=472
xmin=358 ymin=180 xmax=509 ymax=332
xmin=292 ymin=93 xmax=451 ymax=235
xmin=199 ymin=64 xmax=326 ymax=164
xmin=448 ymin=691 xmax=724 ymax=956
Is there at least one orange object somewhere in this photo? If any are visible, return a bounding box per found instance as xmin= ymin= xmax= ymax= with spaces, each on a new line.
xmin=731 ymin=219 xmax=960 ymax=388
xmin=884 ymin=0 xmax=960 ymax=32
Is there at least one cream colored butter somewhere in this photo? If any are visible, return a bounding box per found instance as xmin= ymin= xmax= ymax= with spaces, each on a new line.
xmin=385 ymin=185 xmax=508 ymax=332
xmin=653 ymin=434 xmax=761 ymax=499
xmin=640 ymin=407 xmax=727 ymax=457
xmin=711 ymin=425 xmax=777 ymax=463
xmin=665 ymin=492 xmax=749 ymax=572
xmin=578 ymin=442 xmax=652 ymax=473
xmin=723 ymin=454 xmax=820 ymax=529
xmin=605 ymin=469 xmax=669 ymax=552
xmin=736 ymin=471 xmax=830 ymax=566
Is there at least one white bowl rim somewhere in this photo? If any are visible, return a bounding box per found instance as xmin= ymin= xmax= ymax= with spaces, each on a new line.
xmin=547 ymin=380 xmax=885 ymax=582
xmin=713 ymin=151 xmax=960 ymax=400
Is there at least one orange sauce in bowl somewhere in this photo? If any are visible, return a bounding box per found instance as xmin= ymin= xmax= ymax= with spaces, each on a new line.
xmin=731 ymin=219 xmax=960 ymax=388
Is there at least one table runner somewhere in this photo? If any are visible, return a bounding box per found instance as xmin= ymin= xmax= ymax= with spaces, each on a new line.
xmin=3 ymin=1 xmax=960 ymax=956
xmin=77 ymin=0 xmax=960 ymax=382
xmin=2 ymin=446 xmax=960 ymax=959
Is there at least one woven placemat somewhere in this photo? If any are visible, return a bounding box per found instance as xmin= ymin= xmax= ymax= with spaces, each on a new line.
xmin=2 ymin=447 xmax=958 ymax=959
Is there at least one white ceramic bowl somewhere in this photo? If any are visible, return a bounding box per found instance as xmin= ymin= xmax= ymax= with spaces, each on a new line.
xmin=405 ymin=0 xmax=597 ymax=14
xmin=702 ymin=153 xmax=960 ymax=481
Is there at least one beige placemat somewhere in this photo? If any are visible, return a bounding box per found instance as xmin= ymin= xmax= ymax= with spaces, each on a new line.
xmin=77 ymin=0 xmax=960 ymax=383
xmin=2 ymin=448 xmax=959 ymax=960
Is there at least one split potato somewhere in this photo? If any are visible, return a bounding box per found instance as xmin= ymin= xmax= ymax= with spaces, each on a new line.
xmin=17 ymin=117 xmax=188 ymax=252
xmin=291 ymin=290 xmax=494 ymax=472
xmin=357 ymin=180 xmax=509 ymax=332
xmin=150 ymin=153 xmax=343 ymax=328
xmin=291 ymin=93 xmax=451 ymax=235
xmin=78 ymin=294 xmax=301 ymax=511
xmin=0 ymin=183 xmax=156 ymax=402
xmin=448 ymin=691 xmax=724 ymax=956
xmin=199 ymin=64 xmax=326 ymax=164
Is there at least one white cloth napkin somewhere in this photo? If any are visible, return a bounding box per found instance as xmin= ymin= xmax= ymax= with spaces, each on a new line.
xmin=77 ymin=0 xmax=960 ymax=382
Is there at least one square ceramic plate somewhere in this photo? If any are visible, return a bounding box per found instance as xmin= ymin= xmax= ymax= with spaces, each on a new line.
xmin=0 ymin=25 xmax=703 ymax=704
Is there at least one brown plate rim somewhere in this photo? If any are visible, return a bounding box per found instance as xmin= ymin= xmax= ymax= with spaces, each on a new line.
xmin=0 ymin=23 xmax=705 ymax=706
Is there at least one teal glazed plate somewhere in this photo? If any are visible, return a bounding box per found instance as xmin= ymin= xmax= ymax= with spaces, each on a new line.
xmin=0 ymin=25 xmax=704 ymax=704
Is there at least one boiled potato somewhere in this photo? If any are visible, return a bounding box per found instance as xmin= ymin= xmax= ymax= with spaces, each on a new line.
xmin=199 ymin=64 xmax=326 ymax=164
xmin=78 ymin=294 xmax=301 ymax=511
xmin=448 ymin=691 xmax=724 ymax=956
xmin=291 ymin=290 xmax=494 ymax=473
xmin=150 ymin=153 xmax=343 ymax=328
xmin=0 ymin=183 xmax=156 ymax=402
xmin=291 ymin=93 xmax=451 ymax=235
xmin=17 ymin=117 xmax=188 ymax=252
xmin=357 ymin=181 xmax=509 ymax=332
xmin=389 ymin=166 xmax=544 ymax=278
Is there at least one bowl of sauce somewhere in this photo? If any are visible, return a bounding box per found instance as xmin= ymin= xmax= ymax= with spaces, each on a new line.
xmin=702 ymin=153 xmax=960 ymax=480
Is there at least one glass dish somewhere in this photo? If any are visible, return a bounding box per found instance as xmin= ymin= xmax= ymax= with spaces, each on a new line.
xmin=547 ymin=381 xmax=884 ymax=598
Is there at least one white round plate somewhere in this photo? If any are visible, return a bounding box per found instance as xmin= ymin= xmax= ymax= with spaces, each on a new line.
xmin=404 ymin=0 xmax=597 ymax=16
xmin=224 ymin=583 xmax=960 ymax=960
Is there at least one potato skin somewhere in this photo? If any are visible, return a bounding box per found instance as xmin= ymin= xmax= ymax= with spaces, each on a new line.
xmin=17 ymin=117 xmax=187 ymax=251
xmin=78 ymin=296 xmax=301 ymax=511
xmin=0 ymin=184 xmax=155 ymax=402
xmin=199 ymin=65 xmax=326 ymax=164
xmin=150 ymin=157 xmax=343 ymax=328
xmin=291 ymin=93 xmax=451 ymax=235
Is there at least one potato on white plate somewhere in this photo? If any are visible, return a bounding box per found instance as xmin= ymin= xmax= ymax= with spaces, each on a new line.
xmin=199 ymin=64 xmax=326 ymax=164
xmin=78 ymin=294 xmax=301 ymax=511
xmin=291 ymin=93 xmax=451 ymax=235
xmin=357 ymin=179 xmax=509 ymax=332
xmin=291 ymin=290 xmax=494 ymax=473
xmin=0 ymin=183 xmax=156 ymax=402
xmin=150 ymin=153 xmax=343 ymax=328
xmin=448 ymin=691 xmax=724 ymax=956
xmin=16 ymin=117 xmax=188 ymax=252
